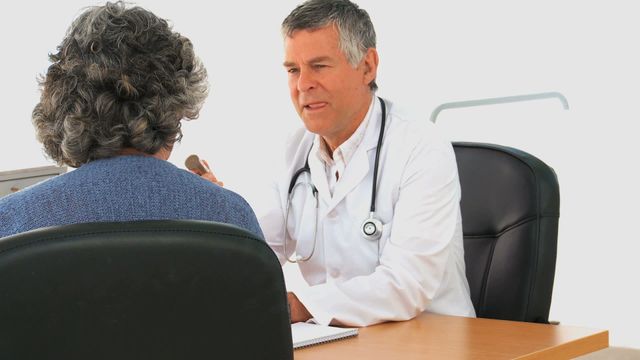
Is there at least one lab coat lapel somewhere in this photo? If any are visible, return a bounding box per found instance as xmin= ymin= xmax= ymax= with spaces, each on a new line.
xmin=307 ymin=143 xmax=332 ymax=207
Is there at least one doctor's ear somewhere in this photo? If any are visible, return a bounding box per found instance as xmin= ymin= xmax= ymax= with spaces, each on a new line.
xmin=361 ymin=48 xmax=379 ymax=87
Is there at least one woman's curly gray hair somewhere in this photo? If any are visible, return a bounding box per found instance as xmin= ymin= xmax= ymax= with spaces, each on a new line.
xmin=32 ymin=1 xmax=208 ymax=167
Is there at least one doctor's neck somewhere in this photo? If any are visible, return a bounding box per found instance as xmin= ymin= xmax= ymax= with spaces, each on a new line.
xmin=321 ymin=95 xmax=374 ymax=157
xmin=320 ymin=117 xmax=364 ymax=159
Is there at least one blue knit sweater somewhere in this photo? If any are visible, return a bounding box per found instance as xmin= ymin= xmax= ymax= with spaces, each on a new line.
xmin=0 ymin=155 xmax=263 ymax=239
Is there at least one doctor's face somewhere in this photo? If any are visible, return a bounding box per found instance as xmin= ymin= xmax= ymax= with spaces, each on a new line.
xmin=283 ymin=25 xmax=378 ymax=149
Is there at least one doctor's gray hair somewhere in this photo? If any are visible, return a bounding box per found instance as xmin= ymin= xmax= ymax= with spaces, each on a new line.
xmin=32 ymin=1 xmax=208 ymax=167
xmin=282 ymin=0 xmax=378 ymax=91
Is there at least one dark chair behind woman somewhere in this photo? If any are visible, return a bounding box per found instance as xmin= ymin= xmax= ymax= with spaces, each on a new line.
xmin=0 ymin=220 xmax=293 ymax=359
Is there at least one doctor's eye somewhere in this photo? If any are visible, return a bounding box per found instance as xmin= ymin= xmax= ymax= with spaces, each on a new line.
xmin=287 ymin=67 xmax=299 ymax=74
xmin=312 ymin=64 xmax=328 ymax=70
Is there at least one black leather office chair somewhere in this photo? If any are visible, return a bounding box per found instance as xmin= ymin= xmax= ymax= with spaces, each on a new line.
xmin=0 ymin=220 xmax=293 ymax=360
xmin=453 ymin=142 xmax=559 ymax=323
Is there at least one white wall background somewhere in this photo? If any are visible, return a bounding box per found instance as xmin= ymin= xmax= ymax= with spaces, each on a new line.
xmin=1 ymin=0 xmax=638 ymax=348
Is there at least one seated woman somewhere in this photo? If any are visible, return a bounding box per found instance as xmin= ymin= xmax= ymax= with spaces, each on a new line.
xmin=0 ymin=2 xmax=262 ymax=238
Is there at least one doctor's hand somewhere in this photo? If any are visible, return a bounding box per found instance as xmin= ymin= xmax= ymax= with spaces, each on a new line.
xmin=288 ymin=292 xmax=312 ymax=323
xmin=196 ymin=159 xmax=224 ymax=187
xmin=185 ymin=155 xmax=224 ymax=187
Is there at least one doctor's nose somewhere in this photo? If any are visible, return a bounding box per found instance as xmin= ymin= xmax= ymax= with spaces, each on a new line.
xmin=297 ymin=70 xmax=317 ymax=92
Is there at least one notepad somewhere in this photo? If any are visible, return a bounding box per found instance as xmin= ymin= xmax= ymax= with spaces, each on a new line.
xmin=291 ymin=322 xmax=358 ymax=349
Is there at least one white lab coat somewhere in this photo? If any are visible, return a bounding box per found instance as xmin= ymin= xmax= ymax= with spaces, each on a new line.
xmin=258 ymin=98 xmax=475 ymax=326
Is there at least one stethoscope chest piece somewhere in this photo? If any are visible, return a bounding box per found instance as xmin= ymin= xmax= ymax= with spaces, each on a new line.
xmin=361 ymin=213 xmax=383 ymax=241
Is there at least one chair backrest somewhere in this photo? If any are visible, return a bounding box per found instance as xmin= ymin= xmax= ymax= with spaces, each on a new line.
xmin=0 ymin=220 xmax=293 ymax=360
xmin=453 ymin=142 xmax=559 ymax=323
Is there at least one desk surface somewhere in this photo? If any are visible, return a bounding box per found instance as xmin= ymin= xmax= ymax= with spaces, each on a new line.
xmin=294 ymin=313 xmax=608 ymax=359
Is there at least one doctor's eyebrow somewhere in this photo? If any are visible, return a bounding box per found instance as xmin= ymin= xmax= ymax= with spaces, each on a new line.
xmin=283 ymin=56 xmax=333 ymax=68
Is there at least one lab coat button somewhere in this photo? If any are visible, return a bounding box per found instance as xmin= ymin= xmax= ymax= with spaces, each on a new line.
xmin=327 ymin=210 xmax=337 ymax=219
xmin=329 ymin=269 xmax=340 ymax=278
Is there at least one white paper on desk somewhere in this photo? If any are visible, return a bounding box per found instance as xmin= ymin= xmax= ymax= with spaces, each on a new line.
xmin=291 ymin=322 xmax=358 ymax=349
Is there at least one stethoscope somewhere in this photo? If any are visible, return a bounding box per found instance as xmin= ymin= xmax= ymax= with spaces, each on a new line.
xmin=283 ymin=97 xmax=387 ymax=263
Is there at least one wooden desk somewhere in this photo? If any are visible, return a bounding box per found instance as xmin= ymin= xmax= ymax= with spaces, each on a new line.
xmin=294 ymin=313 xmax=608 ymax=359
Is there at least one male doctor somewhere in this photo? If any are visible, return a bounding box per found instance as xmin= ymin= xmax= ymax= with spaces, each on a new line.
xmin=254 ymin=0 xmax=476 ymax=327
